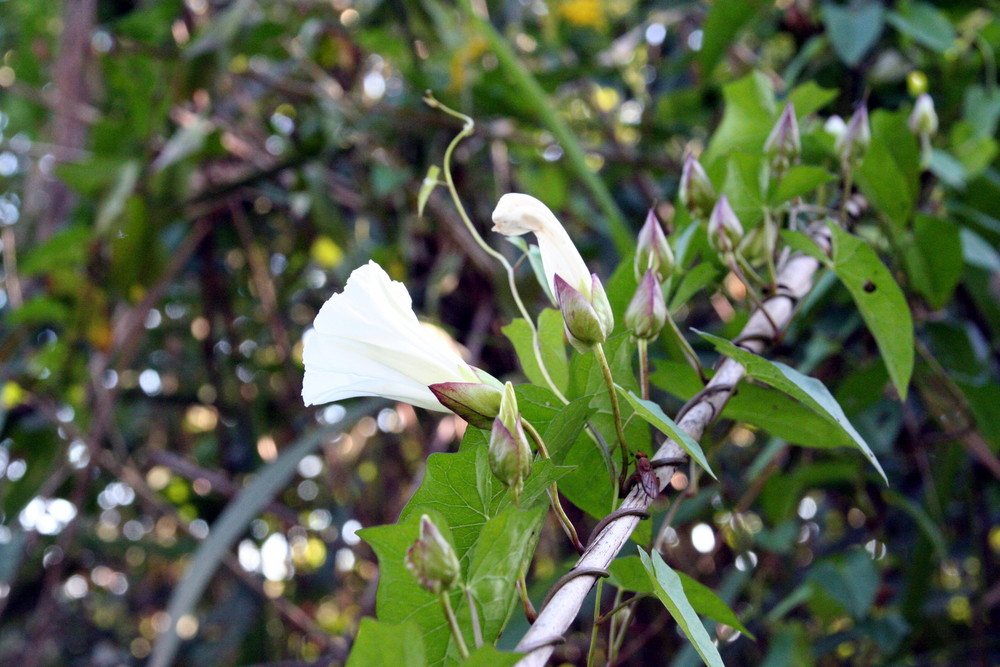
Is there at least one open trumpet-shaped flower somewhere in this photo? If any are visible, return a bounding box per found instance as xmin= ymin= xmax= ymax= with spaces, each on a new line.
xmin=302 ymin=261 xmax=501 ymax=416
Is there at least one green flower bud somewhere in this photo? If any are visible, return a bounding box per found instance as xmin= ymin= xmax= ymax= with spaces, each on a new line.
xmin=405 ymin=515 xmax=460 ymax=594
xmin=764 ymin=104 xmax=801 ymax=174
xmin=489 ymin=429 xmax=531 ymax=503
xmin=555 ymin=273 xmax=613 ymax=351
xmin=489 ymin=382 xmax=532 ymax=501
xmin=908 ymin=93 xmax=938 ymax=137
xmin=635 ymin=209 xmax=675 ymax=282
xmin=428 ymin=382 xmax=502 ymax=429
xmin=624 ymin=270 xmax=667 ymax=340
xmin=707 ymin=194 xmax=744 ymax=255
xmin=836 ymin=104 xmax=870 ymax=171
xmin=679 ymin=154 xmax=717 ymax=220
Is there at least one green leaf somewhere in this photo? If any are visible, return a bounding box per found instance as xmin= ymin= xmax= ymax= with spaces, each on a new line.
xmin=723 ymin=152 xmax=766 ymax=227
xmin=603 ymin=252 xmax=640 ymax=334
xmin=94 ymin=160 xmax=141 ymax=235
xmin=696 ymin=331 xmax=888 ymax=484
xmin=821 ymin=1 xmax=885 ymax=67
xmin=702 ymin=72 xmax=777 ymax=175
xmin=541 ymin=396 xmax=594 ymax=464
xmin=465 ymin=505 xmax=546 ymax=646
xmin=610 ymin=556 xmax=753 ymax=638
xmin=903 ymin=214 xmax=963 ymax=309
xmin=960 ymin=228 xmax=1000 ymax=273
xmin=828 ymin=222 xmax=914 ymax=399
xmin=778 ymin=229 xmax=827 ymax=262
xmin=538 ymin=308 xmax=570 ymax=392
xmin=615 ymin=386 xmax=716 ymax=479
xmin=19 ymin=225 xmax=91 ymax=277
xmin=950 ymin=121 xmax=999 ymax=178
xmin=346 ymin=619 xmax=426 ymax=667
xmin=362 ymin=504 xmax=546 ymax=666
xmin=698 ymin=0 xmax=768 ymax=76
xmin=886 ymin=1 xmax=955 ymax=53
xmin=768 ymin=166 xmax=835 ymax=206
xmin=638 ymin=548 xmax=725 ymax=667
xmin=677 ymin=571 xmax=755 ymax=639
xmin=807 ymin=549 xmax=879 ymax=620
xmin=460 ymin=646 xmax=522 ymax=666
xmin=359 ymin=513 xmax=455 ymax=666
xmin=418 ymin=165 xmax=440 ymax=217
xmin=649 ymin=362 xmax=856 ymax=450
xmin=787 ymin=82 xmax=838 ymax=118
xmin=400 ymin=446 xmax=570 ymax=559
xmin=528 ymin=244 xmax=562 ymax=304
xmin=608 ymin=555 xmax=654 ymax=593
xmin=669 ymin=263 xmax=719 ymax=312
xmin=501 ymin=309 xmax=568 ymax=394
xmin=855 ymin=110 xmax=920 ymax=230
xmin=963 ymin=85 xmax=1000 ymax=138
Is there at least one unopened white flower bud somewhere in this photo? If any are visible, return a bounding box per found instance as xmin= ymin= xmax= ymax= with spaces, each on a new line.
xmin=707 ymin=194 xmax=744 ymax=255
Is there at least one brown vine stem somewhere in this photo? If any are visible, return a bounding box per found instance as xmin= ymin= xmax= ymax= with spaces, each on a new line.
xmin=513 ymin=223 xmax=833 ymax=666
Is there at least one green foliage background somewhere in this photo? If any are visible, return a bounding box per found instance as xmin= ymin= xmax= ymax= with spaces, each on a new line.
xmin=0 ymin=0 xmax=998 ymax=665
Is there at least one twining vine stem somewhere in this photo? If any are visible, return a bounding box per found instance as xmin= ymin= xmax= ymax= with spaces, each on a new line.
xmin=513 ymin=223 xmax=834 ymax=667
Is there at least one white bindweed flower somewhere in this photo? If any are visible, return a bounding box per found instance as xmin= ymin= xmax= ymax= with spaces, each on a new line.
xmin=302 ymin=261 xmax=500 ymax=414
xmin=492 ymin=193 xmax=593 ymax=298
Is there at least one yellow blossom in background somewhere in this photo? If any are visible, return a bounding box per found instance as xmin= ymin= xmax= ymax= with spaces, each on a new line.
xmin=559 ymin=0 xmax=605 ymax=29
xmin=310 ymin=236 xmax=344 ymax=269
xmin=1 ymin=382 xmax=25 ymax=409
xmin=449 ymin=34 xmax=489 ymax=93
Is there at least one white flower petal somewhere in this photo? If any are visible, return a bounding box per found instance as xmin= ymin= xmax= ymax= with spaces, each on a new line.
xmin=302 ymin=260 xmax=491 ymax=412
xmin=492 ymin=193 xmax=592 ymax=297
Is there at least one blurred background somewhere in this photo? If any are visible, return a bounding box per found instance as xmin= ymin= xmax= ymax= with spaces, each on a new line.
xmin=0 ymin=0 xmax=998 ymax=665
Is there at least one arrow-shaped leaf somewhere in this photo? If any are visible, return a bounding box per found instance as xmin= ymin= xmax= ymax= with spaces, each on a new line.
xmin=616 ymin=385 xmax=716 ymax=479
xmin=696 ymin=331 xmax=887 ymax=484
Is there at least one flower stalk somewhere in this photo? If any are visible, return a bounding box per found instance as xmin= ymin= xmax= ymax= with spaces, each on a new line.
xmin=593 ymin=342 xmax=630 ymax=492
xmin=423 ymin=93 xmax=570 ymax=404
xmin=440 ymin=590 xmax=469 ymax=659
xmin=522 ymin=418 xmax=584 ymax=553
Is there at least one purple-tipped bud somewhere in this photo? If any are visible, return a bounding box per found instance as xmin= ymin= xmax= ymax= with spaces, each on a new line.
xmin=679 ymin=154 xmax=717 ymax=220
xmin=707 ymin=195 xmax=744 ymax=255
xmin=555 ymin=273 xmax=613 ymax=351
xmin=428 ymin=382 xmax=502 ymax=429
xmin=836 ymin=104 xmax=871 ymax=170
xmin=908 ymin=93 xmax=938 ymax=137
xmin=488 ymin=384 xmax=532 ymax=503
xmin=764 ymin=104 xmax=801 ymax=174
xmin=624 ymin=270 xmax=667 ymax=340
xmin=405 ymin=515 xmax=461 ymax=594
xmin=635 ymin=210 xmax=675 ymax=281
